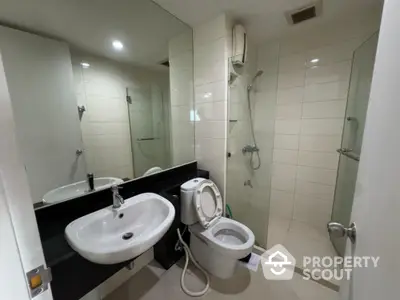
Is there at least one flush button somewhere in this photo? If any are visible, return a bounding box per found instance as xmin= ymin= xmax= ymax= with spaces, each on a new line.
xmin=29 ymin=274 xmax=42 ymax=289
xmin=26 ymin=265 xmax=52 ymax=298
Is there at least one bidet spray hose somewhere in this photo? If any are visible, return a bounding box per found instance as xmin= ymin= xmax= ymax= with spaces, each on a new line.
xmin=177 ymin=228 xmax=210 ymax=297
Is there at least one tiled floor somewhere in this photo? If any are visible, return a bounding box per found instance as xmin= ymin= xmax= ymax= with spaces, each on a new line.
xmin=105 ymin=258 xmax=338 ymax=300
xmin=267 ymin=217 xmax=340 ymax=286
xmin=268 ymin=218 xmax=337 ymax=265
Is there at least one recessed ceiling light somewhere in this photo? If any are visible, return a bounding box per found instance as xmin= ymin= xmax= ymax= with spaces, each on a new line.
xmin=112 ymin=40 xmax=124 ymax=50
xmin=80 ymin=62 xmax=90 ymax=68
xmin=310 ymin=58 xmax=319 ymax=63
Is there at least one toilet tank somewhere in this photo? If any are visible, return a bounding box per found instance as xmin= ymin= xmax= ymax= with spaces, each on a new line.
xmin=180 ymin=178 xmax=206 ymax=225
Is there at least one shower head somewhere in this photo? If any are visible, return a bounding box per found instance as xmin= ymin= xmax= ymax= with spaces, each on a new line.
xmin=247 ymin=70 xmax=264 ymax=91
xmin=254 ymin=70 xmax=264 ymax=79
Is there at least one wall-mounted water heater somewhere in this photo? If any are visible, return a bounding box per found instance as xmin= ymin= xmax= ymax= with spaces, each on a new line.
xmin=231 ymin=24 xmax=247 ymax=66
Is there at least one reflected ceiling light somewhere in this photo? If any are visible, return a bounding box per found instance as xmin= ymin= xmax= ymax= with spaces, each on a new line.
xmin=190 ymin=110 xmax=200 ymax=122
xmin=310 ymin=58 xmax=319 ymax=63
xmin=80 ymin=62 xmax=90 ymax=68
xmin=112 ymin=40 xmax=124 ymax=50
xmin=204 ymin=92 xmax=212 ymax=98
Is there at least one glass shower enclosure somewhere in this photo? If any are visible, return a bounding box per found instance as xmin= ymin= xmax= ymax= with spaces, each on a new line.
xmin=330 ymin=33 xmax=379 ymax=256
xmin=126 ymin=82 xmax=171 ymax=178
xmin=226 ymin=58 xmax=273 ymax=248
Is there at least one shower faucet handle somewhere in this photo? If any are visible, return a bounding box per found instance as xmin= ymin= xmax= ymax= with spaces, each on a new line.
xmin=242 ymin=145 xmax=259 ymax=154
xmin=244 ymin=180 xmax=253 ymax=188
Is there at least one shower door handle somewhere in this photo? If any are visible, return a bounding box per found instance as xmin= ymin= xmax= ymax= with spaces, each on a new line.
xmin=327 ymin=222 xmax=357 ymax=244
xmin=336 ymin=148 xmax=360 ymax=162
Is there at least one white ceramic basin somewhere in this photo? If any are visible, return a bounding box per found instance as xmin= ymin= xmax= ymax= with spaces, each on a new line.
xmin=43 ymin=177 xmax=124 ymax=204
xmin=65 ymin=193 xmax=175 ymax=264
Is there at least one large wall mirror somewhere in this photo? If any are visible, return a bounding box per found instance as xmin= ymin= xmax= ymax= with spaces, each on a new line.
xmin=0 ymin=0 xmax=194 ymax=206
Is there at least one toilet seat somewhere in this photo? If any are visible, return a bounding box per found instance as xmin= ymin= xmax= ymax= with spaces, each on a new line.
xmin=194 ymin=180 xmax=223 ymax=228
xmin=190 ymin=217 xmax=255 ymax=259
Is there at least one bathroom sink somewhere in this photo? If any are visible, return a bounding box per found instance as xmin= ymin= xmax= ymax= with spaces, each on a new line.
xmin=42 ymin=177 xmax=124 ymax=204
xmin=65 ymin=193 xmax=175 ymax=264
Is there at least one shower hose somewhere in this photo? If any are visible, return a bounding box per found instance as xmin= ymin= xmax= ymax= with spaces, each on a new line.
xmin=176 ymin=228 xmax=210 ymax=297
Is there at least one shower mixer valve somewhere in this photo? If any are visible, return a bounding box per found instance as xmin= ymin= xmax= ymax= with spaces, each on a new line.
xmin=242 ymin=145 xmax=259 ymax=154
xmin=244 ymin=180 xmax=253 ymax=188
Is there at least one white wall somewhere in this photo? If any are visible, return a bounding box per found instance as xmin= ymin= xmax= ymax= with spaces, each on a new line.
xmin=168 ymin=30 xmax=196 ymax=166
xmin=0 ymin=179 xmax=32 ymax=300
xmin=0 ymin=52 xmax=52 ymax=300
xmin=193 ymin=14 xmax=230 ymax=197
xmin=257 ymin=10 xmax=382 ymax=261
xmin=340 ymin=1 xmax=398 ymax=298
xmin=0 ymin=26 xmax=86 ymax=203
xmin=72 ymin=52 xmax=171 ymax=179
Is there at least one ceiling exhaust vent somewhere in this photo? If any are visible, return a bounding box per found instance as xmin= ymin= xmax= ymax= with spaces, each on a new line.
xmin=285 ymin=1 xmax=322 ymax=25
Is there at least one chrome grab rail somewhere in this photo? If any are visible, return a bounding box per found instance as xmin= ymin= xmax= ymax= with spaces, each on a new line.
xmin=336 ymin=148 xmax=360 ymax=162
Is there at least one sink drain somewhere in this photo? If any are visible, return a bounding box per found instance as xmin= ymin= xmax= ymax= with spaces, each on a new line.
xmin=122 ymin=232 xmax=134 ymax=240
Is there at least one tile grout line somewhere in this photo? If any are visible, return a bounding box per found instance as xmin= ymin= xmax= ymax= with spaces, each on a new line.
xmin=294 ymin=266 xmax=340 ymax=292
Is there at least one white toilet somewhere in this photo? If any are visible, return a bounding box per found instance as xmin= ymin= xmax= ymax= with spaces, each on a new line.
xmin=180 ymin=178 xmax=255 ymax=279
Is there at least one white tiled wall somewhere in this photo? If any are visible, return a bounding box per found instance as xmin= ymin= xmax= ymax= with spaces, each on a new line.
xmin=256 ymin=10 xmax=382 ymax=260
xmin=193 ymin=14 xmax=231 ymax=197
xmin=268 ymin=40 xmax=355 ymax=239
xmin=169 ymin=30 xmax=196 ymax=166
xmin=72 ymin=52 xmax=171 ymax=179
xmin=227 ymin=50 xmax=252 ymax=229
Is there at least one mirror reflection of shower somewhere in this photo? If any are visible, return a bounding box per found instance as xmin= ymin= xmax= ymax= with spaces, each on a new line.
xmin=242 ymin=70 xmax=264 ymax=170
xmin=247 ymin=70 xmax=264 ymax=91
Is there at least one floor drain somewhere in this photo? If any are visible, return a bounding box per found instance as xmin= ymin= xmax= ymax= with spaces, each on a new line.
xmin=122 ymin=232 xmax=134 ymax=240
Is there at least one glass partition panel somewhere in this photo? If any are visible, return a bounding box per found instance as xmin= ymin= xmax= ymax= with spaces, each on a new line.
xmin=226 ymin=54 xmax=277 ymax=248
xmin=330 ymin=33 xmax=379 ymax=256
xmin=127 ymin=81 xmax=171 ymax=177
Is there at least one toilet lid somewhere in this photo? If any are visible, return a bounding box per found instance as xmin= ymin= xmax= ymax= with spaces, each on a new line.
xmin=194 ymin=180 xmax=223 ymax=228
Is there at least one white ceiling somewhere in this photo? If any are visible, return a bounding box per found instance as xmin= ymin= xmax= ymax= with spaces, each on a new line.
xmin=153 ymin=0 xmax=384 ymax=43
xmin=0 ymin=0 xmax=383 ymax=67
xmin=0 ymin=0 xmax=190 ymax=67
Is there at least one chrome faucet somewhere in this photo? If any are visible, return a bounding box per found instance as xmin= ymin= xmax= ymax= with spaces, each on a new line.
xmin=111 ymin=185 xmax=124 ymax=209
